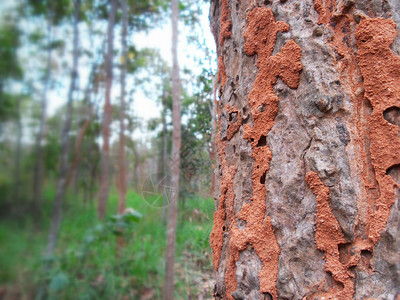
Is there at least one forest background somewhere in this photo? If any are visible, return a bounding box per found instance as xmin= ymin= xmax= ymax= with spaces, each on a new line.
xmin=0 ymin=0 xmax=217 ymax=299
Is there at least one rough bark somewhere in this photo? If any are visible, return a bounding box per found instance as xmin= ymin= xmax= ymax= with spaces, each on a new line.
xmin=46 ymin=0 xmax=80 ymax=257
xmin=163 ymin=0 xmax=181 ymax=298
xmin=98 ymin=0 xmax=117 ymax=220
xmin=209 ymin=0 xmax=400 ymax=299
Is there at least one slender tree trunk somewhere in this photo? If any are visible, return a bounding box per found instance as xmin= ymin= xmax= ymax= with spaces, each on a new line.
xmin=117 ymin=0 xmax=128 ymax=216
xmin=162 ymin=102 xmax=169 ymax=223
xmin=33 ymin=1 xmax=53 ymax=216
xmin=46 ymin=0 xmax=80 ymax=256
xmin=66 ymin=117 xmax=91 ymax=188
xmin=116 ymin=0 xmax=129 ymax=253
xmin=13 ymin=97 xmax=22 ymax=205
xmin=133 ymin=143 xmax=140 ymax=191
xmin=210 ymin=1 xmax=400 ymax=299
xmin=98 ymin=0 xmax=117 ymax=220
xmin=163 ymin=0 xmax=181 ymax=298
xmin=89 ymin=155 xmax=98 ymax=205
xmin=66 ymin=57 xmax=97 ymax=190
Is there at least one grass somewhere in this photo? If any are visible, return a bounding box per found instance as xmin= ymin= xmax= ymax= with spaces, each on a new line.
xmin=0 ymin=184 xmax=215 ymax=299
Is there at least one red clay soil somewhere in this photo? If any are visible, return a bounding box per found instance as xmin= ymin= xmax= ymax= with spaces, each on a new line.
xmin=306 ymin=172 xmax=355 ymax=299
xmin=227 ymin=7 xmax=302 ymax=299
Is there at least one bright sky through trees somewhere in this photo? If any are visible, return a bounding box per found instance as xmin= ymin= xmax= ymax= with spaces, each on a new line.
xmin=1 ymin=0 xmax=216 ymax=141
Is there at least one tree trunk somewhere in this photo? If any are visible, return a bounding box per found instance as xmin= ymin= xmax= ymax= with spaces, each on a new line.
xmin=116 ymin=0 xmax=128 ymax=253
xmin=13 ymin=97 xmax=22 ymax=204
xmin=132 ymin=142 xmax=140 ymax=191
xmin=209 ymin=1 xmax=400 ymax=299
xmin=46 ymin=0 xmax=80 ymax=257
xmin=161 ymin=96 xmax=169 ymax=223
xmin=163 ymin=0 xmax=181 ymax=298
xmin=98 ymin=0 xmax=118 ymax=220
xmin=66 ymin=61 xmax=96 ymax=190
xmin=117 ymin=0 xmax=128 ymax=216
xmin=66 ymin=118 xmax=91 ymax=188
xmin=32 ymin=0 xmax=53 ymax=217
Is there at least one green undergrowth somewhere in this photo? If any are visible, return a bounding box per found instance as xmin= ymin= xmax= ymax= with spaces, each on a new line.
xmin=0 ymin=185 xmax=214 ymax=299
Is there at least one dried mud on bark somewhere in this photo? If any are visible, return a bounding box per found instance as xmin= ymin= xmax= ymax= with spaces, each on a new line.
xmin=211 ymin=6 xmax=302 ymax=299
xmin=355 ymin=17 xmax=400 ymax=245
xmin=306 ymin=171 xmax=354 ymax=299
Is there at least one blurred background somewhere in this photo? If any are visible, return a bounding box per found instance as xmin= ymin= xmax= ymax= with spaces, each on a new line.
xmin=0 ymin=0 xmax=217 ymax=298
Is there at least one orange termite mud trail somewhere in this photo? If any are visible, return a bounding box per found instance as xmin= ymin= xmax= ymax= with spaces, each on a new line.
xmin=211 ymin=4 xmax=302 ymax=299
xmin=216 ymin=0 xmax=231 ymax=90
xmin=306 ymin=172 xmax=354 ymax=299
xmin=210 ymin=105 xmax=241 ymax=270
xmin=209 ymin=0 xmax=233 ymax=274
xmin=231 ymin=7 xmax=302 ymax=299
xmin=355 ymin=17 xmax=400 ymax=243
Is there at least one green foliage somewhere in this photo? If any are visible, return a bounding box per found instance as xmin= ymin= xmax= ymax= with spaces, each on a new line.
xmin=43 ymin=135 xmax=61 ymax=175
xmin=0 ymin=18 xmax=22 ymax=82
xmin=27 ymin=0 xmax=72 ymax=25
xmin=126 ymin=47 xmax=158 ymax=74
xmin=0 ymin=186 xmax=213 ymax=299
xmin=0 ymin=94 xmax=21 ymax=120
xmin=49 ymin=272 xmax=69 ymax=292
xmin=126 ymin=0 xmax=168 ymax=31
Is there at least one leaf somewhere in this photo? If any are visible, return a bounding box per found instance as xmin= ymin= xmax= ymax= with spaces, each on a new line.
xmin=49 ymin=272 xmax=69 ymax=292
xmin=123 ymin=210 xmax=142 ymax=223
xmin=108 ymin=215 xmax=120 ymax=222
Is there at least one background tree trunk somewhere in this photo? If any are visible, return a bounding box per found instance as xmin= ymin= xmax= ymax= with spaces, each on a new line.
xmin=163 ymin=0 xmax=181 ymax=298
xmin=66 ymin=62 xmax=96 ymax=190
xmin=209 ymin=0 xmax=400 ymax=299
xmin=32 ymin=0 xmax=53 ymax=217
xmin=46 ymin=0 xmax=80 ymax=257
xmin=98 ymin=0 xmax=117 ymax=220
xmin=13 ymin=97 xmax=22 ymax=204
xmin=161 ymin=91 xmax=169 ymax=223
xmin=117 ymin=0 xmax=128 ymax=216
xmin=116 ymin=0 xmax=129 ymax=253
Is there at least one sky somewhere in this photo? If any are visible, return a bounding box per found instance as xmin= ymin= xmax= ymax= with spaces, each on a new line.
xmin=131 ymin=2 xmax=216 ymax=137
